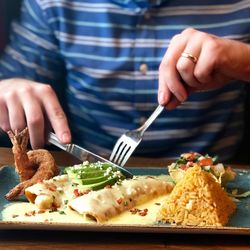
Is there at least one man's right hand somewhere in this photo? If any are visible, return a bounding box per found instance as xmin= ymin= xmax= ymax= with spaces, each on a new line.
xmin=0 ymin=78 xmax=71 ymax=149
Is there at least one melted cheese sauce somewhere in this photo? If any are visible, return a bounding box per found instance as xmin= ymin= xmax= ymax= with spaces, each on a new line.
xmin=69 ymin=176 xmax=173 ymax=222
xmin=2 ymin=174 xmax=173 ymax=225
xmin=2 ymin=195 xmax=169 ymax=225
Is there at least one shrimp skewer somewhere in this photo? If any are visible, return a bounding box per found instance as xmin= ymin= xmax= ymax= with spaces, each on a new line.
xmin=5 ymin=128 xmax=59 ymax=200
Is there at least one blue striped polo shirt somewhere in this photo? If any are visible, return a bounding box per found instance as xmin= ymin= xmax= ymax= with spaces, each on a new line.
xmin=0 ymin=0 xmax=249 ymax=160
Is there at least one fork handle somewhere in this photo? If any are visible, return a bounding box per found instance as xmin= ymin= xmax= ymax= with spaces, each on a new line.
xmin=138 ymin=104 xmax=165 ymax=134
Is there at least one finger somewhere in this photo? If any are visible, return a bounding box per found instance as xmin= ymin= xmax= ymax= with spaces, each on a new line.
xmin=177 ymin=42 xmax=202 ymax=88
xmin=0 ymin=98 xmax=11 ymax=132
xmin=5 ymin=92 xmax=26 ymax=132
xmin=44 ymin=116 xmax=52 ymax=145
xmin=158 ymin=34 xmax=188 ymax=105
xmin=37 ymin=84 xmax=71 ymax=144
xmin=20 ymin=90 xmax=45 ymax=149
xmin=165 ymin=95 xmax=181 ymax=110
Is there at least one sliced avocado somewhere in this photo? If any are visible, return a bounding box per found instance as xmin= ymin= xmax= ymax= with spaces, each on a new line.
xmin=67 ymin=170 xmax=106 ymax=179
xmin=65 ymin=162 xmax=125 ymax=191
xmin=79 ymin=175 xmax=113 ymax=185
xmin=87 ymin=177 xmax=120 ymax=191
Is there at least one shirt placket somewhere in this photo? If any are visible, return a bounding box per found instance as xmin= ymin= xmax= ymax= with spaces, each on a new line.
xmin=133 ymin=7 xmax=156 ymax=126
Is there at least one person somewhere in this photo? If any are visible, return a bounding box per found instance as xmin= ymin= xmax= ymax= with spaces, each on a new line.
xmin=0 ymin=0 xmax=249 ymax=161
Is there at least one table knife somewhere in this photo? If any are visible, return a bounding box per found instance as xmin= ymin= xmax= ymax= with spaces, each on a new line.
xmin=48 ymin=132 xmax=133 ymax=178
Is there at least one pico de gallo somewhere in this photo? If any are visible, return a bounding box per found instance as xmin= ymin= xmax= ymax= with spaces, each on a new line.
xmin=168 ymin=152 xmax=236 ymax=186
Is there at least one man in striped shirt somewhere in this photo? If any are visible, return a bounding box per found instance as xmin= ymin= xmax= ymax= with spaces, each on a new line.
xmin=0 ymin=0 xmax=249 ymax=161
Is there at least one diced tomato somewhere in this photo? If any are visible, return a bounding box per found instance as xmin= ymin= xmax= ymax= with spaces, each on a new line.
xmin=182 ymin=152 xmax=197 ymax=161
xmin=116 ymin=197 xmax=123 ymax=205
xmin=73 ymin=189 xmax=80 ymax=197
xmin=179 ymin=164 xmax=189 ymax=171
xmin=139 ymin=209 xmax=148 ymax=216
xmin=199 ymin=157 xmax=213 ymax=166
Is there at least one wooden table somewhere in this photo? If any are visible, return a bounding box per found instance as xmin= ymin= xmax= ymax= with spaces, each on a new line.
xmin=0 ymin=147 xmax=250 ymax=250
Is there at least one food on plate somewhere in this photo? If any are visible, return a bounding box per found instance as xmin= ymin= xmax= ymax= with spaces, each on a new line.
xmin=69 ymin=175 xmax=174 ymax=222
xmin=157 ymin=164 xmax=236 ymax=226
xmin=25 ymin=161 xmax=126 ymax=209
xmin=3 ymin=145 xmax=241 ymax=227
xmin=5 ymin=128 xmax=59 ymax=200
xmin=24 ymin=161 xmax=173 ymax=222
xmin=168 ymin=152 xmax=236 ymax=185
xmin=64 ymin=162 xmax=125 ymax=190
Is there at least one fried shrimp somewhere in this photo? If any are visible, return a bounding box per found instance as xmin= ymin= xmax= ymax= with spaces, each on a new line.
xmin=5 ymin=128 xmax=59 ymax=200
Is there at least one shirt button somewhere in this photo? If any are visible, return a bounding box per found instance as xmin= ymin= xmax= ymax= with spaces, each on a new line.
xmin=144 ymin=12 xmax=151 ymax=19
xmin=139 ymin=63 xmax=148 ymax=75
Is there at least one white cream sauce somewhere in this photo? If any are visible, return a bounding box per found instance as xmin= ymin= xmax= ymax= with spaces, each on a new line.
xmin=69 ymin=176 xmax=173 ymax=222
xmin=2 ymin=175 xmax=173 ymax=225
xmin=2 ymin=195 xmax=169 ymax=225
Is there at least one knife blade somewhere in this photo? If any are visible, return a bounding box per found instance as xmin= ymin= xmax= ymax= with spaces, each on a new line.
xmin=48 ymin=132 xmax=133 ymax=178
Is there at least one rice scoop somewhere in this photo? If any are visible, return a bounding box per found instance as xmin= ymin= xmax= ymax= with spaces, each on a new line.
xmin=157 ymin=164 xmax=236 ymax=226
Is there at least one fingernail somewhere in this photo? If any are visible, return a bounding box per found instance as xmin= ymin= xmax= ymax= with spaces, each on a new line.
xmin=62 ymin=132 xmax=70 ymax=143
xmin=174 ymin=92 xmax=185 ymax=103
xmin=158 ymin=91 xmax=165 ymax=105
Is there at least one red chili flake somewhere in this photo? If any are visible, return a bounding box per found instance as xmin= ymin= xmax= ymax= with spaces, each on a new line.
xmin=74 ymin=189 xmax=80 ymax=197
xmin=130 ymin=208 xmax=139 ymax=214
xmin=139 ymin=209 xmax=148 ymax=216
xmin=82 ymin=190 xmax=91 ymax=195
xmin=37 ymin=210 xmax=46 ymax=214
xmin=116 ymin=197 xmax=123 ymax=205
xmin=44 ymin=219 xmax=49 ymax=223
xmin=25 ymin=210 xmax=36 ymax=217
xmin=105 ymin=185 xmax=112 ymax=189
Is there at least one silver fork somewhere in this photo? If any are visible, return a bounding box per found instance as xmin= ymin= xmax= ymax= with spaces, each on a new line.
xmin=109 ymin=104 xmax=165 ymax=167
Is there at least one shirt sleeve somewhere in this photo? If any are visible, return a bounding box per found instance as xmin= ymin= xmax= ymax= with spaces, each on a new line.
xmin=0 ymin=0 xmax=65 ymax=84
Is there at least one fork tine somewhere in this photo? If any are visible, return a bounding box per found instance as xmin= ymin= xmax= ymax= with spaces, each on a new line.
xmin=114 ymin=143 xmax=129 ymax=164
xmin=116 ymin=144 xmax=131 ymax=166
xmin=118 ymin=146 xmax=134 ymax=167
xmin=109 ymin=137 xmax=124 ymax=162
xmin=110 ymin=105 xmax=164 ymax=167
xmin=113 ymin=142 xmax=126 ymax=163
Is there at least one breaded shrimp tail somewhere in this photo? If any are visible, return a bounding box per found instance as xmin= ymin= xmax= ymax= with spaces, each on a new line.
xmin=5 ymin=128 xmax=59 ymax=200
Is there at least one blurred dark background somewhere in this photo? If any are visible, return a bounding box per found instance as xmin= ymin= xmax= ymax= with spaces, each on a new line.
xmin=0 ymin=0 xmax=22 ymax=147
xmin=0 ymin=0 xmax=249 ymax=163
